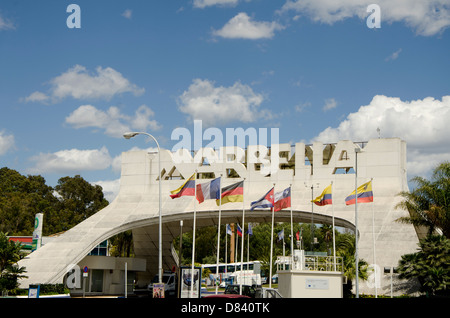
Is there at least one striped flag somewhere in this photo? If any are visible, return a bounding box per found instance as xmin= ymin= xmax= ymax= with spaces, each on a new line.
xmin=345 ymin=181 xmax=373 ymax=205
xmin=226 ymin=224 xmax=232 ymax=235
xmin=170 ymin=173 xmax=195 ymax=199
xmin=237 ymin=224 xmax=242 ymax=237
xmin=217 ymin=181 xmax=244 ymax=205
xmin=313 ymin=184 xmax=332 ymax=206
xmin=196 ymin=177 xmax=220 ymax=203
xmin=274 ymin=187 xmax=291 ymax=211
xmin=250 ymin=188 xmax=274 ymax=210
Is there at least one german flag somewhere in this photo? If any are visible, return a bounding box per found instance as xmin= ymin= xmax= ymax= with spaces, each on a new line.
xmin=217 ymin=180 xmax=243 ymax=205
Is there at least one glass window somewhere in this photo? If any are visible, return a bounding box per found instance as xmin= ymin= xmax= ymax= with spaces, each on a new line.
xmin=88 ymin=240 xmax=108 ymax=256
xmin=91 ymin=270 xmax=103 ymax=293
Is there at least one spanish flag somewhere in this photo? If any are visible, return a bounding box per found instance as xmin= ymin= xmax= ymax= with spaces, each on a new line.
xmin=217 ymin=180 xmax=244 ymax=205
xmin=312 ymin=184 xmax=332 ymax=206
xmin=170 ymin=173 xmax=196 ymax=199
xmin=345 ymin=180 xmax=373 ymax=205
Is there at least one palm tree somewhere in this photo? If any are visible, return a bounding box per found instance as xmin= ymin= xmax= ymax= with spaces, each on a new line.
xmin=337 ymin=235 xmax=369 ymax=297
xmin=319 ymin=224 xmax=333 ymax=255
xmin=108 ymin=230 xmax=133 ymax=257
xmin=0 ymin=264 xmax=28 ymax=295
xmin=0 ymin=232 xmax=27 ymax=295
xmin=396 ymin=162 xmax=450 ymax=238
xmin=397 ymin=235 xmax=450 ymax=296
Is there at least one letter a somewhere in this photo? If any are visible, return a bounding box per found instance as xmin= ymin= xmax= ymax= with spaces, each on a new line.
xmin=66 ymin=4 xmax=81 ymax=29
xmin=65 ymin=264 xmax=81 ymax=288
xmin=366 ymin=4 xmax=381 ymax=29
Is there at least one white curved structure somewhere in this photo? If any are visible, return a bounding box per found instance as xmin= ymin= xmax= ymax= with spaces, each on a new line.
xmin=19 ymin=138 xmax=419 ymax=295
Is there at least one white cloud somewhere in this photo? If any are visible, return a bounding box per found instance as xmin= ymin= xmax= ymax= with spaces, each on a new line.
xmin=178 ymin=78 xmax=266 ymax=126
xmin=323 ymin=98 xmax=337 ymax=111
xmin=111 ymin=155 xmax=122 ymax=173
xmin=28 ymin=147 xmax=112 ymax=174
xmin=193 ymin=0 xmax=239 ymax=8
xmin=213 ymin=12 xmax=284 ymax=39
xmin=0 ymin=131 xmax=15 ymax=156
xmin=91 ymin=179 xmax=121 ymax=202
xmin=295 ymin=101 xmax=311 ymax=113
xmin=24 ymin=65 xmax=144 ymax=103
xmin=385 ymin=48 xmax=402 ymax=62
xmin=406 ymin=149 xmax=450 ymax=178
xmin=279 ymin=0 xmax=450 ymax=36
xmin=0 ymin=14 xmax=14 ymax=30
xmin=22 ymin=91 xmax=50 ymax=103
xmin=131 ymin=105 xmax=161 ymax=131
xmin=312 ymin=95 xmax=450 ymax=178
xmin=122 ymin=9 xmax=132 ymax=19
xmin=65 ymin=104 xmax=161 ymax=138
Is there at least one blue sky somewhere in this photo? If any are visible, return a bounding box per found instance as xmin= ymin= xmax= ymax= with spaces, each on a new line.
xmin=0 ymin=0 xmax=449 ymax=201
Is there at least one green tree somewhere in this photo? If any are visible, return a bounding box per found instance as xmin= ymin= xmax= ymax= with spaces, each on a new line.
xmin=0 ymin=168 xmax=109 ymax=236
xmin=50 ymin=175 xmax=109 ymax=232
xmin=318 ymin=224 xmax=334 ymax=254
xmin=397 ymin=235 xmax=450 ymax=296
xmin=396 ymin=161 xmax=450 ymax=238
xmin=337 ymin=234 xmax=369 ymax=297
xmin=195 ymin=227 xmax=218 ymax=263
xmin=248 ymin=223 xmax=273 ymax=276
xmin=0 ymin=232 xmax=27 ymax=295
xmin=0 ymin=168 xmax=57 ymax=236
xmin=109 ymin=230 xmax=134 ymax=257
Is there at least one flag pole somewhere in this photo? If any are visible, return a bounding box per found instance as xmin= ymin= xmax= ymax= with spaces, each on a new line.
xmin=190 ymin=170 xmax=197 ymax=299
xmin=283 ymin=234 xmax=286 ymax=270
xmin=355 ymin=149 xmax=360 ymax=298
xmin=371 ymin=177 xmax=377 ymax=298
xmin=311 ymin=184 xmax=315 ymax=252
xmin=269 ymin=183 xmax=275 ymax=289
xmin=247 ymin=224 xmax=250 ymax=287
xmin=331 ymin=181 xmax=336 ymax=271
xmin=247 ymin=224 xmax=250 ymax=264
xmin=289 ymin=185 xmax=294 ymax=263
xmin=215 ymin=176 xmax=222 ymax=294
xmin=240 ymin=178 xmax=246 ymax=295
xmin=235 ymin=225 xmax=238 ymax=273
xmin=225 ymin=225 xmax=228 ymax=273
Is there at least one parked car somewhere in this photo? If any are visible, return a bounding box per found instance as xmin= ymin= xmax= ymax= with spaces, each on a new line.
xmin=204 ymin=293 xmax=250 ymax=298
xmin=224 ymin=284 xmax=257 ymax=298
xmin=147 ymin=272 xmax=177 ymax=298
xmin=272 ymin=274 xmax=278 ymax=284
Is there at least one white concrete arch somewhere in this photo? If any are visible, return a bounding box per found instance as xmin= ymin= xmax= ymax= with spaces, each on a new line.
xmin=18 ymin=138 xmax=419 ymax=296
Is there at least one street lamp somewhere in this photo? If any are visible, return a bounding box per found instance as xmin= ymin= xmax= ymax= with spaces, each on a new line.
xmin=355 ymin=147 xmax=361 ymax=298
xmin=123 ymin=131 xmax=162 ymax=285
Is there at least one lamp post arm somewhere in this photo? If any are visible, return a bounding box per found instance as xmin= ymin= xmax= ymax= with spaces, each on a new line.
xmin=123 ymin=131 xmax=163 ymax=285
